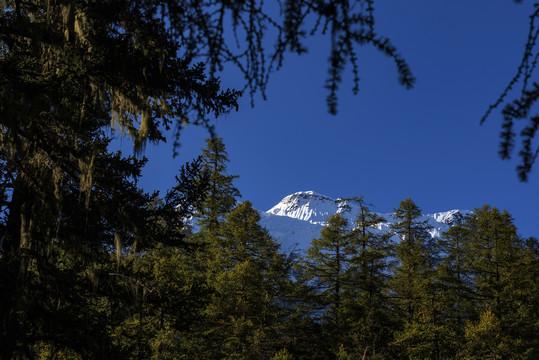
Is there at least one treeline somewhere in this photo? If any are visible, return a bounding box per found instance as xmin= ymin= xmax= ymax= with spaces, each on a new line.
xmin=1 ymin=138 xmax=538 ymax=359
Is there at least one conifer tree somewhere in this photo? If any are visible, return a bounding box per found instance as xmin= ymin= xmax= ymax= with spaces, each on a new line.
xmin=195 ymin=201 xmax=292 ymax=359
xmin=458 ymin=206 xmax=539 ymax=358
xmin=429 ymin=206 xmax=539 ymax=359
xmin=463 ymin=309 xmax=514 ymax=360
xmin=389 ymin=198 xmax=454 ymax=360
xmin=196 ymin=137 xmax=241 ymax=237
xmin=0 ymin=141 xmax=161 ymax=358
xmin=517 ymin=237 xmax=539 ymax=359
xmin=304 ymin=214 xmax=353 ymax=324
xmin=434 ymin=225 xmax=474 ymax=350
xmin=100 ymin=159 xmax=211 ymax=359
xmin=301 ymin=213 xmax=358 ymax=356
xmin=348 ymin=197 xmax=389 ymax=303
xmin=346 ymin=197 xmax=393 ymax=358
xmin=0 ymin=1 xmax=237 ymax=356
xmin=389 ymin=198 xmax=436 ymax=320
xmin=462 ymin=206 xmax=520 ymax=317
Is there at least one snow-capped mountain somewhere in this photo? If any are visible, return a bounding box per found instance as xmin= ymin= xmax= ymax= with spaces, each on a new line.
xmin=259 ymin=191 xmax=470 ymax=253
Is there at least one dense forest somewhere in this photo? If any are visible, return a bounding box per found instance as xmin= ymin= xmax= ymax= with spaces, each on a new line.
xmin=1 ymin=136 xmax=537 ymax=359
xmin=1 ymin=1 xmax=539 ymax=359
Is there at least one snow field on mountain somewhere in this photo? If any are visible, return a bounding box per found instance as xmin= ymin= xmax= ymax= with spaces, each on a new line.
xmin=260 ymin=191 xmax=470 ymax=253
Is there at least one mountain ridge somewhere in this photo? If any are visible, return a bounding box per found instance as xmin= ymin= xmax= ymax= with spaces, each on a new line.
xmin=259 ymin=191 xmax=470 ymax=253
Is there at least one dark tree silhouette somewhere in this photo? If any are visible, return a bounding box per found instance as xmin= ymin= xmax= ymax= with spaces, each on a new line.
xmin=160 ymin=0 xmax=416 ymax=115
xmin=482 ymin=0 xmax=539 ymax=181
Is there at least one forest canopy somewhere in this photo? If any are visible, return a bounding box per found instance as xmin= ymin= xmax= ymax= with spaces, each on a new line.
xmin=0 ymin=1 xmax=538 ymax=359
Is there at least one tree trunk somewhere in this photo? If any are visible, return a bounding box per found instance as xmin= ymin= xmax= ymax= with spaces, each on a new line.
xmin=0 ymin=179 xmax=31 ymax=359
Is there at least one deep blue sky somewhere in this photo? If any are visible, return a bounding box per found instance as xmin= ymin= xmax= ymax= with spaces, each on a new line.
xmin=114 ymin=1 xmax=538 ymax=238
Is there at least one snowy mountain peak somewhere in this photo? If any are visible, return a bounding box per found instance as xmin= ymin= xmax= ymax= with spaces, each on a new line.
xmin=267 ymin=191 xmax=352 ymax=225
xmin=261 ymin=191 xmax=471 ymax=253
xmin=432 ymin=209 xmax=466 ymax=225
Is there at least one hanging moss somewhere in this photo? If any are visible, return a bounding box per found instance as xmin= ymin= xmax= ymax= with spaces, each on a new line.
xmin=78 ymin=151 xmax=95 ymax=209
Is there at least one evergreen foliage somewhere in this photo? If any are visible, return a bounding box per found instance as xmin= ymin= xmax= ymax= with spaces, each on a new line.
xmin=196 ymin=137 xmax=241 ymax=236
xmin=1 ymin=0 xmax=538 ymax=358
xmin=457 ymin=206 xmax=539 ymax=359
xmin=347 ymin=197 xmax=393 ymax=359
xmin=200 ymin=201 xmax=293 ymax=359
xmin=482 ymin=1 xmax=539 ymax=180
xmin=304 ymin=213 xmax=354 ymax=323
xmin=389 ymin=198 xmax=436 ymax=321
xmin=388 ymin=198 xmax=454 ymax=360
xmin=301 ymin=199 xmax=394 ymax=359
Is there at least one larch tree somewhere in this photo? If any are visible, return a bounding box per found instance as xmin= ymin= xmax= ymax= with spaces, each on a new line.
xmin=346 ymin=197 xmax=393 ymax=359
xmin=389 ymin=198 xmax=436 ymax=321
xmin=302 ymin=213 xmax=357 ymax=354
xmin=304 ymin=213 xmax=353 ymax=323
xmin=389 ymin=198 xmax=456 ymax=360
xmin=0 ymin=1 xmax=237 ymax=357
xmin=482 ymin=0 xmax=539 ymax=180
xmin=196 ymin=137 xmax=241 ymax=237
xmin=435 ymin=225 xmax=475 ymax=349
xmin=195 ymin=201 xmax=293 ymax=360
xmin=459 ymin=206 xmax=539 ymax=358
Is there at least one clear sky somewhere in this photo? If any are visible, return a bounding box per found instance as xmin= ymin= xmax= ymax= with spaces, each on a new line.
xmin=113 ymin=1 xmax=538 ymax=238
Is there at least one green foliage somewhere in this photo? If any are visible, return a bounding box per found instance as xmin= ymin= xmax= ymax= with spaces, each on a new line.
xmin=345 ymin=198 xmax=393 ymax=359
xmin=348 ymin=197 xmax=390 ymax=302
xmin=0 ymin=0 xmax=237 ymax=356
xmin=389 ymin=198 xmax=436 ymax=320
xmin=1 ymin=0 xmax=536 ymax=358
xmin=392 ymin=308 xmax=459 ymax=360
xmin=463 ymin=309 xmax=515 ymax=360
xmin=192 ymin=201 xmax=294 ymax=359
xmin=197 ymin=137 xmax=241 ymax=236
xmin=304 ymin=213 xmax=354 ymax=320
xmin=300 ymin=199 xmax=395 ymax=359
xmin=482 ymin=1 xmax=539 ymax=180
xmin=272 ymin=348 xmax=294 ymax=360
xmin=449 ymin=206 xmax=539 ymax=359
